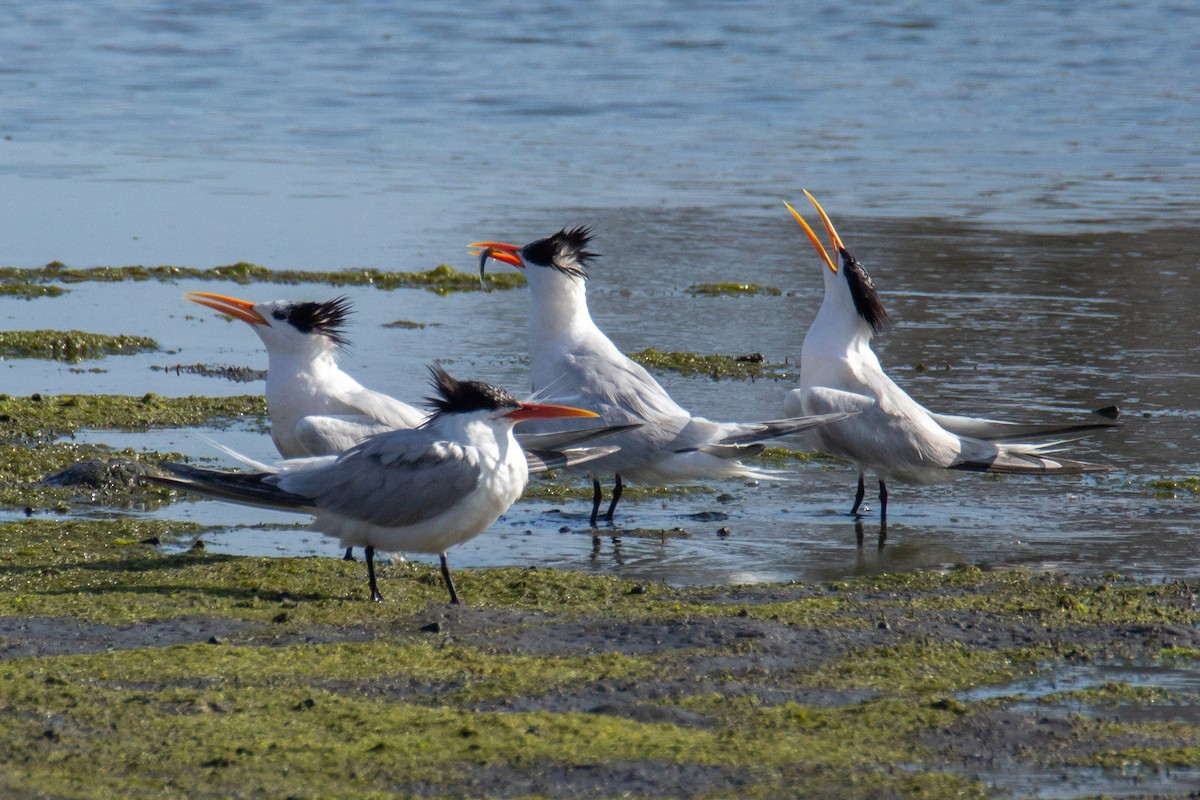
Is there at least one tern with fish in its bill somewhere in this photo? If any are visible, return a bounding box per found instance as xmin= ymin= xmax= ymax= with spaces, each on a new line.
xmin=472 ymin=228 xmax=853 ymax=527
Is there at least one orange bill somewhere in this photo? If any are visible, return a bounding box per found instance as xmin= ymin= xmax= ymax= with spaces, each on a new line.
xmin=802 ymin=189 xmax=845 ymax=253
xmin=468 ymin=241 xmax=523 ymax=267
xmin=784 ymin=201 xmax=838 ymax=274
xmin=506 ymin=402 xmax=599 ymax=422
xmin=184 ymin=291 xmax=268 ymax=325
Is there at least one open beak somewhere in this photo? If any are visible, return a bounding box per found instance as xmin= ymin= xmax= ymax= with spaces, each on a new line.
xmin=184 ymin=291 xmax=268 ymax=325
xmin=784 ymin=191 xmax=844 ymax=275
xmin=505 ymin=402 xmax=599 ymax=422
xmin=468 ymin=241 xmax=524 ymax=291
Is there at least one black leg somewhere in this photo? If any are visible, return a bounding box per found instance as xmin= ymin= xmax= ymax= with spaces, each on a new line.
xmin=590 ymin=478 xmax=603 ymax=527
xmin=877 ymin=519 xmax=887 ymax=550
xmin=365 ymin=546 xmax=384 ymax=603
xmin=878 ymin=479 xmax=888 ymax=523
xmin=439 ymin=553 xmax=460 ymax=605
xmin=603 ymin=474 xmax=624 ymax=523
xmin=850 ymin=473 xmax=866 ymax=516
xmin=343 ymin=547 xmax=356 ymax=561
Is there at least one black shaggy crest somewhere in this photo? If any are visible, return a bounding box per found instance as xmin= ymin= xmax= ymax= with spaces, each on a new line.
xmin=521 ymin=226 xmax=599 ymax=279
xmin=840 ymin=248 xmax=893 ymax=335
xmin=285 ymin=297 xmax=353 ymax=346
xmin=425 ymin=364 xmax=520 ymax=416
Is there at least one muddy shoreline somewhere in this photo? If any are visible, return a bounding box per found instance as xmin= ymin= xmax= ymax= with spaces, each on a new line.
xmin=2 ymin=542 xmax=1200 ymax=798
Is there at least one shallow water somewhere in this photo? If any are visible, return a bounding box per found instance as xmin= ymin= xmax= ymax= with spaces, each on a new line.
xmin=1 ymin=1 xmax=1198 ymax=588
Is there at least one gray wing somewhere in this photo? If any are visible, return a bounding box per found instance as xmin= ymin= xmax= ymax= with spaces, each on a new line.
xmin=928 ymin=410 xmax=1119 ymax=442
xmin=338 ymin=386 xmax=429 ymax=429
xmin=525 ymin=445 xmax=620 ymax=473
xmin=276 ymin=430 xmax=481 ymax=528
xmin=294 ymin=414 xmax=394 ymax=454
xmin=533 ymin=347 xmax=689 ymax=428
xmin=516 ymin=422 xmax=642 ymax=451
xmin=949 ymin=440 xmax=1113 ymax=474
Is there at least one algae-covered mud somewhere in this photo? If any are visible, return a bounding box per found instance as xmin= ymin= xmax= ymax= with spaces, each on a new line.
xmin=0 ymin=261 xmax=524 ymax=296
xmin=627 ymin=348 xmax=794 ymax=380
xmin=2 ymin=528 xmax=1200 ymax=799
xmin=0 ymin=330 xmax=158 ymax=362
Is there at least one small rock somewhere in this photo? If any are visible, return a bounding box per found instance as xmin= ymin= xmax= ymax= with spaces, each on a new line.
xmin=207 ymin=636 xmax=221 ymax=645
xmin=419 ymin=621 xmax=442 ymax=634
xmin=39 ymin=458 xmax=154 ymax=490
xmin=717 ymin=527 xmax=731 ymax=538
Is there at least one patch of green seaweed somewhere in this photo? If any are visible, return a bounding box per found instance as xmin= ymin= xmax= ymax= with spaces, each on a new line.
xmin=0 ymin=330 xmax=158 ymax=362
xmin=0 ymin=261 xmax=525 ymax=296
xmin=628 ymin=348 xmax=794 ymax=380
xmin=1148 ymin=477 xmax=1200 ymax=498
xmin=686 ymin=282 xmax=782 ymax=297
xmin=0 ymin=393 xmax=267 ymax=443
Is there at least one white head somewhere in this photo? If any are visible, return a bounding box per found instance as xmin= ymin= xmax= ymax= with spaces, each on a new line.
xmin=185 ymin=293 xmax=354 ymax=359
xmin=471 ymin=227 xmax=596 ymax=289
xmin=470 ymin=227 xmax=600 ymax=332
xmin=786 ymin=193 xmax=892 ymax=339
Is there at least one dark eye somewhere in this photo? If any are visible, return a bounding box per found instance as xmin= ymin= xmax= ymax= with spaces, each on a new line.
xmin=272 ymin=310 xmax=287 ymax=321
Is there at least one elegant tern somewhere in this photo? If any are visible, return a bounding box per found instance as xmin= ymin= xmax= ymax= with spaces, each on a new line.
xmin=472 ymin=228 xmax=852 ymax=526
xmin=144 ymin=365 xmax=599 ymax=604
xmin=186 ymin=291 xmax=635 ymax=559
xmin=185 ymin=292 xmax=638 ymax=468
xmin=783 ymin=192 xmax=1117 ymax=521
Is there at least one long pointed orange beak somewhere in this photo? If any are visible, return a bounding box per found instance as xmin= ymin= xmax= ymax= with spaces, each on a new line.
xmin=468 ymin=241 xmax=524 ymax=268
xmin=784 ymin=201 xmax=838 ymax=275
xmin=184 ymin=291 xmax=268 ymax=325
xmin=803 ymin=190 xmax=845 ymax=253
xmin=506 ymin=402 xmax=599 ymax=422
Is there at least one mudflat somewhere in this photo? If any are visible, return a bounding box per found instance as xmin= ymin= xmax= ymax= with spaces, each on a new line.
xmin=2 ymin=522 xmax=1199 ymax=799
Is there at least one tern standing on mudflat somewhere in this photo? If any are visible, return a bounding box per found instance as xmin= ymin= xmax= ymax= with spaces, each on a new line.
xmin=783 ymin=192 xmax=1117 ymax=522
xmin=145 ymin=365 xmax=599 ymax=604
xmin=473 ymin=228 xmax=850 ymax=526
xmin=185 ymin=292 xmax=635 ymax=561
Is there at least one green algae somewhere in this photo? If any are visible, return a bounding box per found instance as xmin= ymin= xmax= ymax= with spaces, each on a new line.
xmin=522 ymin=473 xmax=713 ymax=502
xmin=0 ymin=330 xmax=158 ymax=362
xmin=797 ymin=640 xmax=1050 ymax=695
xmin=0 ymin=282 xmax=65 ymax=300
xmin=1038 ymin=681 xmax=1180 ymax=707
xmin=382 ymin=319 xmax=430 ymax=329
xmin=1148 ymin=476 xmax=1200 ymax=497
xmin=0 ymin=261 xmax=525 ymax=296
xmin=756 ymin=446 xmax=843 ymax=466
xmin=0 ymin=393 xmax=267 ymax=443
xmin=686 ymin=282 xmax=782 ymax=297
xmin=628 ymin=347 xmax=794 ymax=380
xmin=0 ymin=517 xmax=1197 ymax=798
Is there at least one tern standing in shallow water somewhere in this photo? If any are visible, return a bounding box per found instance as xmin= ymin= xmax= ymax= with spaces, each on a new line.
xmin=186 ymin=293 xmax=427 ymax=457
xmin=186 ymin=292 xmax=637 ymax=559
xmin=472 ymin=227 xmax=851 ymax=526
xmin=783 ymin=192 xmax=1117 ymax=523
xmin=144 ymin=365 xmax=600 ymax=604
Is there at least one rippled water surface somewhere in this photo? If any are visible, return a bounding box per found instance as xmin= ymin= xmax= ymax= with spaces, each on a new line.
xmin=1 ymin=1 xmax=1197 ymax=587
